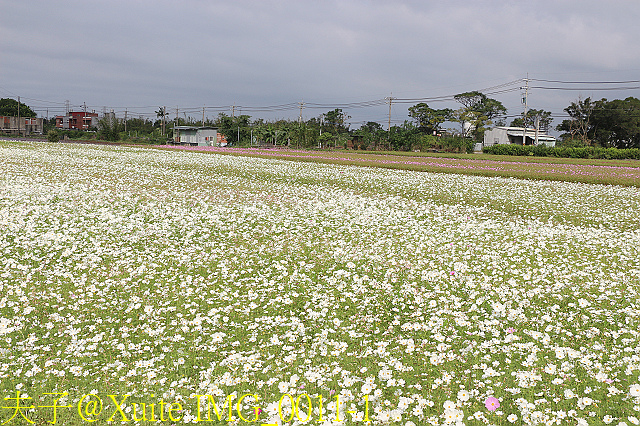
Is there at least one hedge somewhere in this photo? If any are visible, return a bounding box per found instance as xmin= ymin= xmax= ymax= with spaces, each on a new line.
xmin=482 ymin=144 xmax=640 ymax=160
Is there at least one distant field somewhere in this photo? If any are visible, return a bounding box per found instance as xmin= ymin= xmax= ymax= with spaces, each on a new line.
xmin=157 ymin=145 xmax=640 ymax=187
xmin=1 ymin=140 xmax=639 ymax=425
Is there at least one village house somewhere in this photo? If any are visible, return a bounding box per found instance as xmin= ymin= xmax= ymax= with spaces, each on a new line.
xmin=173 ymin=126 xmax=219 ymax=146
xmin=0 ymin=116 xmax=44 ymax=135
xmin=55 ymin=111 xmax=99 ymax=130
xmin=477 ymin=126 xmax=556 ymax=151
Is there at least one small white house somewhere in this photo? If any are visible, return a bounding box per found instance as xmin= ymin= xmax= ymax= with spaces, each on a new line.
xmin=477 ymin=127 xmax=556 ymax=151
xmin=173 ymin=126 xmax=218 ymax=146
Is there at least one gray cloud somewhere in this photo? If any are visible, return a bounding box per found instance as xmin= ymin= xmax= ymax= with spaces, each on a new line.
xmin=2 ymin=0 xmax=640 ymax=127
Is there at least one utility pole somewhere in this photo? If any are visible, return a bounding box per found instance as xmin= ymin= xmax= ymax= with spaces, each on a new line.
xmin=17 ymin=96 xmax=20 ymax=136
xmin=124 ymin=108 xmax=127 ymax=132
xmin=386 ymin=94 xmax=395 ymax=150
xmin=163 ymin=106 xmax=166 ymax=137
xmin=521 ymin=74 xmax=529 ymax=145
xmin=176 ymin=106 xmax=179 ymax=143
xmin=202 ymin=106 xmax=205 ymax=127
xmin=298 ymin=101 xmax=305 ymax=149
xmin=231 ymin=104 xmax=236 ymax=119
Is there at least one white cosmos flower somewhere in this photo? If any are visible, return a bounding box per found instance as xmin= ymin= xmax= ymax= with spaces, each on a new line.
xmin=457 ymin=390 xmax=470 ymax=402
xmin=631 ymin=385 xmax=640 ymax=397
xmin=443 ymin=400 xmax=457 ymax=410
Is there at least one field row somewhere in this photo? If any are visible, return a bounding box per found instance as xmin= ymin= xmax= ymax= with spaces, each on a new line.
xmin=158 ymin=145 xmax=640 ymax=187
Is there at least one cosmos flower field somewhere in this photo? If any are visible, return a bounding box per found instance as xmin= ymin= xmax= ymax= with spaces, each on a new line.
xmin=1 ymin=140 xmax=640 ymax=425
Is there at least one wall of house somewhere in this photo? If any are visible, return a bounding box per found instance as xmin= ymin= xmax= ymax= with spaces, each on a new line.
xmin=56 ymin=112 xmax=99 ymax=130
xmin=0 ymin=116 xmax=44 ymax=134
xmin=482 ymin=128 xmax=509 ymax=149
xmin=197 ymin=129 xmax=217 ymax=146
xmin=177 ymin=128 xmax=218 ymax=146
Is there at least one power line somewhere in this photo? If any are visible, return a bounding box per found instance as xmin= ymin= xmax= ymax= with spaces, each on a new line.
xmin=529 ymin=78 xmax=640 ymax=84
xmin=530 ymin=85 xmax=640 ymax=91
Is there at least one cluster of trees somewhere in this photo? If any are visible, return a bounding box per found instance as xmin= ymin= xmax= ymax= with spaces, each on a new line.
xmin=10 ymin=93 xmax=640 ymax=151
xmin=556 ymin=97 xmax=640 ymax=148
xmin=407 ymin=91 xmax=507 ymax=140
xmin=214 ymin=91 xmax=509 ymax=152
xmin=0 ymin=98 xmax=36 ymax=118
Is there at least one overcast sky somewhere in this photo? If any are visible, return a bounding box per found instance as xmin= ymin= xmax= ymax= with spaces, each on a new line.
xmin=2 ymin=0 xmax=640 ymax=131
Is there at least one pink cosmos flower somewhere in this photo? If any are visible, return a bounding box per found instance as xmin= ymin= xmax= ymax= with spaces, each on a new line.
xmin=485 ymin=397 xmax=500 ymax=411
xmin=506 ymin=327 xmax=516 ymax=334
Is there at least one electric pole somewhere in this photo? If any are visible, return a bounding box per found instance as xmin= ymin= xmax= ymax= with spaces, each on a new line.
xmin=386 ymin=94 xmax=395 ymax=150
xmin=298 ymin=101 xmax=305 ymax=149
xmin=521 ymin=75 xmax=529 ymax=145
xmin=17 ymin=96 xmax=20 ymax=136
xmin=160 ymin=106 xmax=166 ymax=137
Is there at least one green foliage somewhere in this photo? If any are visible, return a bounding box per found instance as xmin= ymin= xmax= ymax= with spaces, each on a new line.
xmin=450 ymin=92 xmax=507 ymax=142
xmin=318 ymin=132 xmax=333 ymax=148
xmin=483 ymin=144 xmax=640 ymax=159
xmin=416 ymin=135 xmax=474 ymax=153
xmin=54 ymin=129 xmax=96 ymax=140
xmin=355 ymin=121 xmax=385 ymax=150
xmin=407 ymin=103 xmax=452 ymax=134
xmin=97 ymin=115 xmax=123 ymax=141
xmin=323 ymin=109 xmax=350 ymax=134
xmin=510 ymin=109 xmax=553 ymax=131
xmin=556 ymin=96 xmax=640 ymax=149
xmin=0 ymin=98 xmax=36 ymax=117
xmin=557 ymin=138 xmax=588 ymax=148
xmin=556 ymin=97 xmax=595 ymax=145
xmin=215 ymin=114 xmax=251 ymax=145
xmin=46 ymin=130 xmax=60 ymax=143
xmin=483 ymin=144 xmax=545 ymax=156
xmin=389 ymin=121 xmax=421 ymax=151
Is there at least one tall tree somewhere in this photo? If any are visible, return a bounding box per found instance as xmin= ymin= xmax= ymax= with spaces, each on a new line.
xmin=323 ymin=109 xmax=351 ymax=134
xmin=451 ymin=91 xmax=506 ymax=141
xmin=215 ymin=113 xmax=251 ymax=145
xmin=590 ymin=97 xmax=640 ymax=148
xmin=556 ymin=97 xmax=595 ymax=145
xmin=510 ymin=109 xmax=553 ymax=131
xmin=0 ymin=98 xmax=36 ymax=117
xmin=357 ymin=121 xmax=385 ymax=150
xmin=408 ymin=103 xmax=452 ymax=134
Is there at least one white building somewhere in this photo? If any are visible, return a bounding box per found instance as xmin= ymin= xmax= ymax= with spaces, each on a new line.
xmin=477 ymin=126 xmax=556 ymax=151
xmin=173 ymin=126 xmax=218 ymax=146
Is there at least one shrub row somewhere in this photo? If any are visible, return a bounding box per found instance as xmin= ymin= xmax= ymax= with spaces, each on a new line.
xmin=483 ymin=144 xmax=640 ymax=159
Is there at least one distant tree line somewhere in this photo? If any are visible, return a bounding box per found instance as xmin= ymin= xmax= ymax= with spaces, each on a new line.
xmin=7 ymin=94 xmax=640 ymax=150
xmin=0 ymin=98 xmax=36 ymax=118
xmin=555 ymin=97 xmax=640 ymax=149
